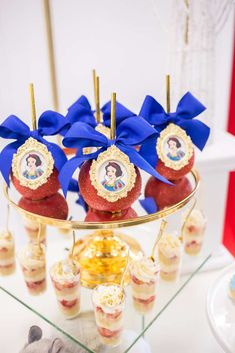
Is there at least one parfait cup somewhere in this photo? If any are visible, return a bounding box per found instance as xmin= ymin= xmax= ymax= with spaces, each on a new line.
xmin=0 ymin=230 xmax=15 ymax=276
xmin=18 ymin=242 xmax=46 ymax=295
xmin=182 ymin=209 xmax=206 ymax=255
xmin=23 ymin=217 xmax=46 ymax=244
xmin=50 ymin=259 xmax=80 ymax=319
xmin=130 ymin=257 xmax=158 ymax=314
xmin=158 ymin=234 xmax=182 ymax=282
xmin=92 ymin=283 xmax=125 ymax=347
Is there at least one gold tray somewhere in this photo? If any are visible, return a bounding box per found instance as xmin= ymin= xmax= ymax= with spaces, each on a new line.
xmin=4 ymin=169 xmax=200 ymax=230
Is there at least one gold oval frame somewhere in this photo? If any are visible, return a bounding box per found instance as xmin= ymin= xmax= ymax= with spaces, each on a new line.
xmin=11 ymin=137 xmax=54 ymax=190
xmin=89 ymin=145 xmax=137 ymax=202
xmin=157 ymin=123 xmax=194 ymax=170
xmin=4 ymin=169 xmax=200 ymax=230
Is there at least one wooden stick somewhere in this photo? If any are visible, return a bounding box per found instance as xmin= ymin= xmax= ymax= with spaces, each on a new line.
xmin=71 ymin=230 xmax=76 ymax=259
xmin=110 ymin=93 xmax=116 ymax=139
xmin=150 ymin=219 xmax=167 ymax=261
xmin=166 ymin=74 xmax=171 ymax=113
xmin=92 ymin=69 xmax=97 ymax=106
xmin=29 ymin=83 xmax=37 ymax=130
xmin=95 ymin=76 xmax=101 ymax=123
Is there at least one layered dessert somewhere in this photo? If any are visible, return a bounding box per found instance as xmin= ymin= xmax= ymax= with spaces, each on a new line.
xmin=229 ymin=274 xmax=235 ymax=300
xmin=50 ymin=259 xmax=80 ymax=319
xmin=130 ymin=257 xmax=158 ymax=313
xmin=182 ymin=209 xmax=206 ymax=255
xmin=158 ymin=234 xmax=182 ymax=281
xmin=23 ymin=217 xmax=46 ymax=243
xmin=18 ymin=242 xmax=46 ymax=294
xmin=0 ymin=230 xmax=15 ymax=275
xmin=92 ymin=283 xmax=125 ymax=346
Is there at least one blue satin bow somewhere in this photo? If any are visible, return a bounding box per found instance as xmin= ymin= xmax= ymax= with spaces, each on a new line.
xmin=139 ymin=92 xmax=210 ymax=151
xmin=60 ymin=95 xmax=97 ymax=136
xmin=0 ymin=111 xmax=68 ymax=185
xmin=101 ymin=101 xmax=136 ymax=127
xmin=59 ymin=116 xmax=171 ymax=196
xmin=62 ymin=96 xmax=136 ymax=135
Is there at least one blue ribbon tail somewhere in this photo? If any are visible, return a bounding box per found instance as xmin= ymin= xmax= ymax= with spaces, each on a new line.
xmin=0 ymin=141 xmax=22 ymax=185
xmin=76 ymin=193 xmax=88 ymax=212
xmin=68 ymin=178 xmax=79 ymax=192
xmin=139 ymin=197 xmax=158 ymax=214
xmin=139 ymin=136 xmax=158 ymax=168
xmin=178 ymin=119 xmax=210 ymax=150
xmin=119 ymin=145 xmax=172 ymax=185
xmin=59 ymin=157 xmax=82 ymax=197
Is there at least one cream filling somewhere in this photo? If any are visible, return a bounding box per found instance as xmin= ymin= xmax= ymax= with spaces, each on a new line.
xmin=130 ymin=258 xmax=158 ymax=283
xmin=0 ymin=257 xmax=15 ymax=266
xmin=55 ymin=292 xmax=79 ymax=301
xmin=50 ymin=260 xmax=80 ymax=284
xmin=95 ymin=316 xmax=123 ymax=331
xmin=158 ymin=234 xmax=181 ymax=258
xmin=131 ymin=290 xmax=155 ymax=300
xmin=160 ymin=262 xmax=181 ymax=272
xmin=23 ymin=272 xmax=46 ymax=282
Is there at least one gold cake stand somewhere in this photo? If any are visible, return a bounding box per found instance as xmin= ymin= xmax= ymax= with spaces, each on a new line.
xmin=3 ymin=169 xmax=200 ymax=288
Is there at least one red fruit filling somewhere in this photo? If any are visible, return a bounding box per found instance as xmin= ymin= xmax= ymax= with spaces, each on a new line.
xmin=52 ymin=280 xmax=79 ymax=291
xmin=26 ymin=279 xmax=45 ymax=289
xmin=98 ymin=327 xmax=121 ymax=338
xmin=60 ymin=299 xmax=78 ymax=308
xmin=96 ymin=306 xmax=122 ymax=319
xmin=133 ymin=295 xmax=155 ymax=304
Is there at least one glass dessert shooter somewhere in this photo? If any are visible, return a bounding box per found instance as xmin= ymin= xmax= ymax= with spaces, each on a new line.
xmin=229 ymin=274 xmax=235 ymax=300
xmin=158 ymin=234 xmax=182 ymax=281
xmin=130 ymin=257 xmax=158 ymax=314
xmin=0 ymin=230 xmax=15 ymax=275
xmin=23 ymin=217 xmax=46 ymax=244
xmin=50 ymin=259 xmax=80 ymax=319
xmin=92 ymin=283 xmax=125 ymax=347
xmin=182 ymin=209 xmax=207 ymax=255
xmin=18 ymin=242 xmax=46 ymax=294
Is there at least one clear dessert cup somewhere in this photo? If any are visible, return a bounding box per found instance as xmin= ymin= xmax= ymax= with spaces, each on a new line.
xmin=50 ymin=259 xmax=81 ymax=319
xmin=18 ymin=242 xmax=46 ymax=295
xmin=182 ymin=209 xmax=207 ymax=255
xmin=158 ymin=234 xmax=182 ymax=282
xmin=130 ymin=257 xmax=158 ymax=314
xmin=92 ymin=283 xmax=125 ymax=347
xmin=229 ymin=274 xmax=235 ymax=301
xmin=0 ymin=230 xmax=15 ymax=276
xmin=23 ymin=217 xmax=46 ymax=244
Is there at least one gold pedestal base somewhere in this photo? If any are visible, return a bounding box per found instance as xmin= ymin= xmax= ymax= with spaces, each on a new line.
xmin=71 ymin=230 xmax=143 ymax=288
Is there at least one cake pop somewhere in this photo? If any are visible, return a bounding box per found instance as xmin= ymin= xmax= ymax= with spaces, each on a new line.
xmin=139 ymin=75 xmax=210 ymax=180
xmin=0 ymin=84 xmax=67 ymax=200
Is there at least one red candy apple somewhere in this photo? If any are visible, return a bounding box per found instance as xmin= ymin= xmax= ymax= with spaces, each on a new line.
xmin=145 ymin=176 xmax=193 ymax=210
xmin=84 ymin=207 xmax=138 ymax=222
xmin=79 ymin=160 xmax=141 ymax=212
xmin=18 ymin=192 xmax=68 ymax=219
xmin=12 ymin=168 xmax=60 ymax=200
xmin=156 ymin=152 xmax=195 ymax=181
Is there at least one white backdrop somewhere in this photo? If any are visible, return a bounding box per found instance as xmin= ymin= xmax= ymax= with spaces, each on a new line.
xmin=0 ymin=0 xmax=234 ymax=130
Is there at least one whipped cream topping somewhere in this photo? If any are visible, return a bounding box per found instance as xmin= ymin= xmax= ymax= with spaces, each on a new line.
xmin=130 ymin=257 xmax=158 ymax=283
xmin=93 ymin=284 xmax=125 ymax=311
xmin=0 ymin=230 xmax=14 ymax=249
xmin=50 ymin=259 xmax=80 ymax=284
xmin=158 ymin=234 xmax=181 ymax=258
xmin=18 ymin=243 xmax=45 ymax=269
xmin=183 ymin=209 xmax=206 ymax=227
